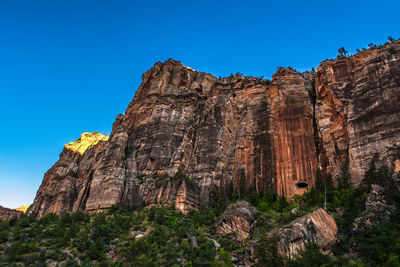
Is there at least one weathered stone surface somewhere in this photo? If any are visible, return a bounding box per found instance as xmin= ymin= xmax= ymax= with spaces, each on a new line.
xmin=29 ymin=41 xmax=400 ymax=217
xmin=277 ymin=208 xmax=338 ymax=258
xmin=243 ymin=208 xmax=338 ymax=265
xmin=215 ymin=201 xmax=257 ymax=241
xmin=0 ymin=206 xmax=22 ymax=221
xmin=316 ymin=41 xmax=400 ymax=186
xmin=30 ymin=59 xmax=317 ymax=217
xmin=269 ymin=68 xmax=317 ymax=196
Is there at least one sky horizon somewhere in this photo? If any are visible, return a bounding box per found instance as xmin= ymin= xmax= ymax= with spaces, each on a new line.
xmin=1 ymin=0 xmax=400 ymax=208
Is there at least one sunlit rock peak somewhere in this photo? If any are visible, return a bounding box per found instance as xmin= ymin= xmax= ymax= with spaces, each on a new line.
xmin=65 ymin=132 xmax=109 ymax=154
xmin=15 ymin=205 xmax=29 ymax=213
xmin=184 ymin=65 xmax=195 ymax=71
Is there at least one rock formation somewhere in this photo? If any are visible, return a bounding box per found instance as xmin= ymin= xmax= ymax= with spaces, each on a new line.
xmin=64 ymin=132 xmax=109 ymax=154
xmin=315 ymin=41 xmax=400 ymax=186
xmin=277 ymin=208 xmax=338 ymax=258
xmin=215 ymin=201 xmax=257 ymax=241
xmin=244 ymin=208 xmax=338 ymax=265
xmin=0 ymin=206 xmax=22 ymax=221
xmin=15 ymin=205 xmax=29 ymax=213
xmin=29 ymin=41 xmax=400 ymax=217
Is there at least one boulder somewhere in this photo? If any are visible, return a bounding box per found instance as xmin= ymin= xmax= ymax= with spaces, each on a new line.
xmin=277 ymin=208 xmax=338 ymax=258
xmin=216 ymin=201 xmax=257 ymax=242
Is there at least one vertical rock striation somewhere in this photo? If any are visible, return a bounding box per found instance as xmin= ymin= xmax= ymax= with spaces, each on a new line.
xmin=29 ymin=59 xmax=317 ymax=217
xmin=316 ymin=41 xmax=400 ymax=185
xmin=29 ymin=41 xmax=400 ymax=217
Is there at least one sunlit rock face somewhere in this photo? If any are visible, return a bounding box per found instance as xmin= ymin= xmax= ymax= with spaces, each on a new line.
xmin=65 ymin=132 xmax=109 ymax=154
xmin=315 ymin=41 xmax=400 ymax=186
xmin=15 ymin=205 xmax=29 ymax=213
xmin=29 ymin=41 xmax=400 ymax=217
xmin=269 ymin=68 xmax=317 ymax=197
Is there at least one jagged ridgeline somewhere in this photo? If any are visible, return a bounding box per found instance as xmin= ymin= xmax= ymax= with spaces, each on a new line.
xmin=29 ymin=40 xmax=400 ymax=218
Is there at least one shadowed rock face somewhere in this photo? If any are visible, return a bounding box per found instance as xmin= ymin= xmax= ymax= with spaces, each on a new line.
xmin=316 ymin=41 xmax=400 ymax=186
xmin=0 ymin=206 xmax=22 ymax=221
xmin=29 ymin=41 xmax=400 ymax=217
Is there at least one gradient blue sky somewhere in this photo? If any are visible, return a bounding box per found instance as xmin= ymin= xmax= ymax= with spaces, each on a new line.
xmin=1 ymin=0 xmax=399 ymax=208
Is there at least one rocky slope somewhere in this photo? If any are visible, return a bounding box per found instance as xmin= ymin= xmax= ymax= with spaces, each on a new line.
xmin=29 ymin=41 xmax=400 ymax=217
xmin=0 ymin=206 xmax=22 ymax=220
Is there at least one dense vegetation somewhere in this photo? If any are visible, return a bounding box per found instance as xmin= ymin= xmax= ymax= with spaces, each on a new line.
xmin=0 ymin=205 xmax=233 ymax=266
xmin=1 ymin=161 xmax=399 ymax=266
xmin=253 ymin=159 xmax=400 ymax=266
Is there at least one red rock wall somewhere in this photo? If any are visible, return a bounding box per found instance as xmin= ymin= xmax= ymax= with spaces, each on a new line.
xmin=29 ymin=41 xmax=400 ymax=217
xmin=316 ymin=42 xmax=400 ymax=186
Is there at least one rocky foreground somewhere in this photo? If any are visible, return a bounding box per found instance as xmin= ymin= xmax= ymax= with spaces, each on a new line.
xmin=28 ymin=40 xmax=400 ymax=218
xmin=1 ymin=182 xmax=398 ymax=266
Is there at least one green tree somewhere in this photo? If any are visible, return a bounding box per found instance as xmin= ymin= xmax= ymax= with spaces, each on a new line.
xmin=239 ymin=168 xmax=247 ymax=198
xmin=255 ymin=234 xmax=283 ymax=266
xmin=288 ymin=244 xmax=333 ymax=266
xmin=338 ymin=159 xmax=350 ymax=189
xmin=227 ymin=180 xmax=236 ymax=200
xmin=314 ymin=168 xmax=325 ymax=193
xmin=337 ymin=47 xmax=348 ymax=59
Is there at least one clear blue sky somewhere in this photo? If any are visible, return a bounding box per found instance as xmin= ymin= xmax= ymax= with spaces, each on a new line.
xmin=0 ymin=0 xmax=399 ymax=208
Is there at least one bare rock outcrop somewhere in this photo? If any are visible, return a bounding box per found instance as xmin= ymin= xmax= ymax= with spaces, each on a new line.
xmin=277 ymin=208 xmax=338 ymax=258
xmin=215 ymin=201 xmax=257 ymax=241
xmin=30 ymin=59 xmax=318 ymax=217
xmin=0 ymin=206 xmax=22 ymax=221
xmin=29 ymin=41 xmax=400 ymax=217
xmin=316 ymin=41 xmax=400 ymax=186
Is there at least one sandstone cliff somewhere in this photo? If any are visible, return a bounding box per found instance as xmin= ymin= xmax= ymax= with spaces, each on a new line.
xmin=29 ymin=41 xmax=400 ymax=217
xmin=315 ymin=41 xmax=400 ymax=185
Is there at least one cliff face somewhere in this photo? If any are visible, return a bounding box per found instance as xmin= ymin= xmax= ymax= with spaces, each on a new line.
xmin=316 ymin=42 xmax=400 ymax=185
xmin=29 ymin=60 xmax=317 ymax=217
xmin=29 ymin=41 xmax=400 ymax=217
